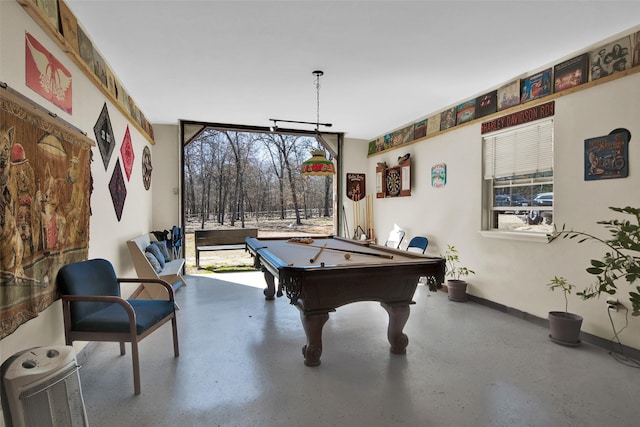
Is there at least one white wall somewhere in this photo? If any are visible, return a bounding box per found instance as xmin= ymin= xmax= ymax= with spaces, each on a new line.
xmin=151 ymin=124 xmax=181 ymax=230
xmin=0 ymin=0 xmax=154 ymax=378
xmin=359 ymin=73 xmax=640 ymax=350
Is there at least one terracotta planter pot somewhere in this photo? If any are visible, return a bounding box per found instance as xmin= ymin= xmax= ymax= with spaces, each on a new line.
xmin=447 ymin=279 xmax=467 ymax=302
xmin=548 ymin=311 xmax=583 ymax=346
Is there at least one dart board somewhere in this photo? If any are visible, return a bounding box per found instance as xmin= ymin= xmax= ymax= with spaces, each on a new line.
xmin=385 ymin=168 xmax=401 ymax=196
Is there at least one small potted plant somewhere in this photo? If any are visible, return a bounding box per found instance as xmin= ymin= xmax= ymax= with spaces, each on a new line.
xmin=442 ymin=245 xmax=475 ymax=301
xmin=547 ymin=276 xmax=583 ymax=346
xmin=547 ymin=206 xmax=640 ymax=316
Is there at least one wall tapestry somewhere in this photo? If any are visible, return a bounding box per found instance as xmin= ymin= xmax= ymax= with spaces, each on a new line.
xmin=120 ymin=126 xmax=134 ymax=181
xmin=94 ymin=102 xmax=115 ymax=170
xmin=0 ymin=86 xmax=93 ymax=339
xmin=109 ymin=158 xmax=126 ymax=221
xmin=25 ymin=32 xmax=72 ymax=114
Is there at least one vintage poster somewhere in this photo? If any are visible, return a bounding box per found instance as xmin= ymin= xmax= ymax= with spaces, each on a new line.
xmin=346 ymin=173 xmax=366 ymax=201
xmin=25 ymin=33 xmax=72 ymax=114
xmin=554 ymin=53 xmax=589 ymax=93
xmin=0 ymin=86 xmax=93 ymax=338
xmin=414 ymin=119 xmax=427 ymax=140
xmin=431 ymin=163 xmax=447 ymax=188
xmin=584 ymin=130 xmax=629 ymax=180
xmin=589 ymin=35 xmax=632 ymax=81
xmin=497 ymin=80 xmax=520 ymax=111
xmin=456 ymin=99 xmax=476 ymax=124
xmin=521 ymin=69 xmax=551 ymax=103
xmin=440 ymin=107 xmax=456 ymax=131
xmin=475 ymin=90 xmax=497 ymax=119
xmin=426 ymin=113 xmax=440 ymax=135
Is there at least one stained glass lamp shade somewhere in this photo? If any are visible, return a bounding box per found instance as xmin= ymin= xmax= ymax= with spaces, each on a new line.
xmin=301 ymin=150 xmax=335 ymax=176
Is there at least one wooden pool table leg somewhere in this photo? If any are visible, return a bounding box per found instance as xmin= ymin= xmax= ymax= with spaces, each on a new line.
xmin=262 ymin=270 xmax=276 ymax=300
xmin=381 ymin=303 xmax=410 ymax=354
xmin=300 ymin=311 xmax=330 ymax=367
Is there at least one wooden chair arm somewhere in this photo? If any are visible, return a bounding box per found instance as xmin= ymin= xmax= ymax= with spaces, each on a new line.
xmin=117 ymin=277 xmax=176 ymax=301
xmin=61 ymin=294 xmax=137 ymax=334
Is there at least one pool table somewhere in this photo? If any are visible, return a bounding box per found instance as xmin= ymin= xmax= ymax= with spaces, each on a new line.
xmin=245 ymin=236 xmax=445 ymax=367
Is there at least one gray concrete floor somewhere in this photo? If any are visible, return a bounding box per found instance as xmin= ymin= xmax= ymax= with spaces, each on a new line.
xmin=78 ymin=272 xmax=639 ymax=427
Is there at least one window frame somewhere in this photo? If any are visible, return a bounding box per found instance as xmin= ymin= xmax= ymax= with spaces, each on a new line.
xmin=481 ymin=118 xmax=554 ymax=241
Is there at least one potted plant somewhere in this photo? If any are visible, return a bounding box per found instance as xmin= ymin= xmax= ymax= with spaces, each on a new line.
xmin=547 ymin=206 xmax=640 ymax=316
xmin=442 ymin=245 xmax=475 ymax=301
xmin=547 ymin=276 xmax=583 ymax=346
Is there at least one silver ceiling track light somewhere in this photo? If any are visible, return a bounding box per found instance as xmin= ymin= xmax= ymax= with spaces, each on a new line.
xmin=269 ymin=70 xmax=333 ymax=132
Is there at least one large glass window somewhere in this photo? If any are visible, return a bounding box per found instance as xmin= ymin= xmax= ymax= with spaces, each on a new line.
xmin=483 ymin=119 xmax=554 ymax=233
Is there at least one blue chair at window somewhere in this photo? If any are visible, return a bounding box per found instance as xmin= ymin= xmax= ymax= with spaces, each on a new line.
xmin=406 ymin=236 xmax=429 ymax=254
xmin=57 ymin=258 xmax=179 ymax=395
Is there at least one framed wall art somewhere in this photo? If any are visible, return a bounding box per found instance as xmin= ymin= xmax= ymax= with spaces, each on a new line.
xmin=554 ymin=53 xmax=589 ymax=93
xmin=589 ymin=35 xmax=632 ymax=81
xmin=584 ymin=129 xmax=629 ymax=180
xmin=520 ymin=68 xmax=551 ymax=103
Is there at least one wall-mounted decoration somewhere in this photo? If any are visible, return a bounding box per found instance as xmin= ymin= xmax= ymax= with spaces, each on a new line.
xmin=414 ymin=119 xmax=427 ymax=140
xmin=482 ymin=101 xmax=555 ymax=134
xmin=142 ymin=146 xmax=152 ymax=190
xmin=376 ymin=157 xmax=411 ymax=198
xmin=346 ymin=173 xmax=366 ymax=201
xmin=120 ymin=126 xmax=134 ymax=181
xmin=58 ymin=1 xmax=79 ymax=53
xmin=25 ymin=32 xmax=72 ymax=114
xmin=584 ymin=129 xmax=630 ymax=180
xmin=431 ymin=163 xmax=447 ymax=188
xmin=92 ymin=48 xmax=108 ymax=87
xmin=440 ymin=107 xmax=456 ymax=131
xmin=0 ymin=85 xmax=93 ymax=339
xmin=633 ymin=31 xmax=640 ymax=67
xmin=426 ymin=113 xmax=440 ymax=135
xmin=368 ymin=139 xmax=378 ymax=155
xmin=109 ymin=158 xmax=127 ymax=221
xmin=589 ymin=35 xmax=632 ymax=81
xmin=94 ymin=103 xmax=115 ymax=170
xmin=554 ymin=53 xmax=589 ymax=93
xmin=475 ymin=90 xmax=497 ymax=119
xmin=77 ymin=26 xmax=94 ymax=71
xmin=36 ymin=0 xmax=60 ymax=31
xmin=456 ymin=99 xmax=476 ymax=124
xmin=497 ymin=80 xmax=520 ymax=111
xmin=520 ymin=68 xmax=551 ymax=103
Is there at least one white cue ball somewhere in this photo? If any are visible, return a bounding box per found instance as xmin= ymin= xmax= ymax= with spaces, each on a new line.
xmin=344 ymin=253 xmax=351 ymax=260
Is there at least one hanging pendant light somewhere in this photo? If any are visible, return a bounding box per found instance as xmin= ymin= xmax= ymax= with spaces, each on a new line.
xmin=301 ymin=149 xmax=335 ymax=176
xmin=301 ymin=70 xmax=335 ymax=176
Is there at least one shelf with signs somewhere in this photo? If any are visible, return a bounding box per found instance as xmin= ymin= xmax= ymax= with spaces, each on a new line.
xmin=16 ymin=0 xmax=155 ymax=144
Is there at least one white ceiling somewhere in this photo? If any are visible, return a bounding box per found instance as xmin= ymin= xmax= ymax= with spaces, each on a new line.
xmin=64 ymin=1 xmax=640 ymax=141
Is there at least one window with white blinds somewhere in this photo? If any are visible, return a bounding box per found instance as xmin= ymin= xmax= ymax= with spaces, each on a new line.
xmin=483 ymin=118 xmax=554 ymax=233
xmin=483 ymin=119 xmax=553 ymax=180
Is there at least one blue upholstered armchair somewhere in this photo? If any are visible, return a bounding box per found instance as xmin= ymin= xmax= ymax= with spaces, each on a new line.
xmin=57 ymin=258 xmax=179 ymax=395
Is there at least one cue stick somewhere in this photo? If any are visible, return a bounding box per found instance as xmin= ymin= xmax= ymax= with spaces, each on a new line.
xmin=310 ymin=243 xmax=328 ymax=263
xmin=288 ymin=241 xmax=394 ymax=259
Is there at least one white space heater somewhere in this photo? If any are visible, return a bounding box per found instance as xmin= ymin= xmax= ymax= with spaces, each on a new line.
xmin=1 ymin=345 xmax=88 ymax=427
